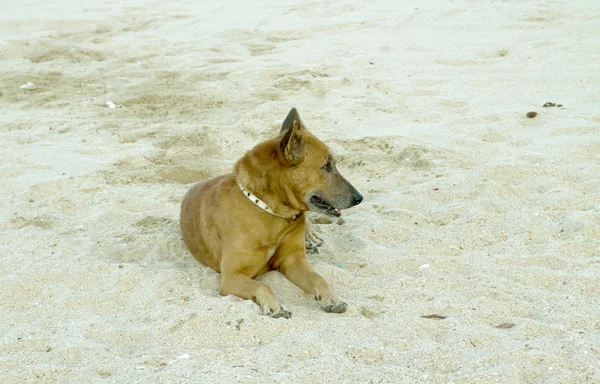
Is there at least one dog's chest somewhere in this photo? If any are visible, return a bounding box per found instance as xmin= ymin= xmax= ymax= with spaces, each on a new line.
xmin=266 ymin=246 xmax=277 ymax=262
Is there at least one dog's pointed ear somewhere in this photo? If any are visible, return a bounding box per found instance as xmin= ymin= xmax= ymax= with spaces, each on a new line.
xmin=281 ymin=107 xmax=305 ymax=133
xmin=279 ymin=118 xmax=304 ymax=164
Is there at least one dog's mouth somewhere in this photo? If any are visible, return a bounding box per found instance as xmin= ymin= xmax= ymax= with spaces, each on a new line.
xmin=309 ymin=195 xmax=342 ymax=217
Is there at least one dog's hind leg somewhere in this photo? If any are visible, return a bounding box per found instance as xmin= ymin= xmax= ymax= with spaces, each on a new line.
xmin=219 ymin=272 xmax=291 ymax=319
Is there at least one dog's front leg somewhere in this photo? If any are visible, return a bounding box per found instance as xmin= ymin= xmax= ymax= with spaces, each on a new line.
xmin=278 ymin=253 xmax=347 ymax=314
xmin=219 ymin=272 xmax=291 ymax=319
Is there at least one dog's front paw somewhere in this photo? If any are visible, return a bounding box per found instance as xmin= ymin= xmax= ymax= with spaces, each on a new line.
xmin=306 ymin=229 xmax=323 ymax=247
xmin=305 ymin=241 xmax=319 ymax=254
xmin=323 ymin=301 xmax=347 ymax=313
xmin=305 ymin=221 xmax=323 ymax=248
xmin=264 ymin=306 xmax=292 ymax=319
xmin=314 ymin=292 xmax=348 ymax=314
xmin=256 ymin=286 xmax=291 ymax=319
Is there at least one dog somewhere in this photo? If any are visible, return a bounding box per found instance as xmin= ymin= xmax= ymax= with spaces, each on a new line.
xmin=180 ymin=108 xmax=363 ymax=318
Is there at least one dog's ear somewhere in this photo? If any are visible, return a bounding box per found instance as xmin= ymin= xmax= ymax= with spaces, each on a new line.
xmin=281 ymin=107 xmax=305 ymax=133
xmin=279 ymin=118 xmax=304 ymax=164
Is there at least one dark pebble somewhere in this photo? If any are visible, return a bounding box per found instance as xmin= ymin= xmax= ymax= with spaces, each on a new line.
xmin=526 ymin=111 xmax=537 ymax=118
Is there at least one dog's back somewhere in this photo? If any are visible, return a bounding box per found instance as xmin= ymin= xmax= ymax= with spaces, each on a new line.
xmin=180 ymin=174 xmax=231 ymax=272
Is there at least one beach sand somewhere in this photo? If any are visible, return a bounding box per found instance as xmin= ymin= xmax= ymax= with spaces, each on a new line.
xmin=1 ymin=0 xmax=599 ymax=382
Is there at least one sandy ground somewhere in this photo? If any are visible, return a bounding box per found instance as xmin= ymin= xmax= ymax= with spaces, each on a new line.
xmin=1 ymin=0 xmax=600 ymax=382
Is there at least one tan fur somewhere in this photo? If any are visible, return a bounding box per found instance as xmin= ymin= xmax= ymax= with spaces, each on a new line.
xmin=180 ymin=108 xmax=362 ymax=318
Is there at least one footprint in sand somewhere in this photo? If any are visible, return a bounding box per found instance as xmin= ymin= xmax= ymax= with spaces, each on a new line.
xmin=29 ymin=46 xmax=106 ymax=63
xmin=397 ymin=145 xmax=432 ymax=171
xmin=11 ymin=215 xmax=56 ymax=229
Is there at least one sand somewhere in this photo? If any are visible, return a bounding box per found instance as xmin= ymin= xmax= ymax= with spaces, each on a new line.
xmin=1 ymin=0 xmax=599 ymax=382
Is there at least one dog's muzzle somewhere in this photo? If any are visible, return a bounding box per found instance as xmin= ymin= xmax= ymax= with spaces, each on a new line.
xmin=309 ymin=195 xmax=342 ymax=217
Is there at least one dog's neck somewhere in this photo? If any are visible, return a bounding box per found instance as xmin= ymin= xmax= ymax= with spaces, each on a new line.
xmin=236 ymin=181 xmax=300 ymax=221
xmin=234 ymin=141 xmax=304 ymax=222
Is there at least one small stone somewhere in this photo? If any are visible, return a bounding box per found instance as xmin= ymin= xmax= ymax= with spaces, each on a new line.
xmin=311 ymin=215 xmax=335 ymax=225
xmin=336 ymin=217 xmax=345 ymax=225
xmin=526 ymin=111 xmax=537 ymax=118
xmin=98 ymin=370 xmax=112 ymax=377
xmin=543 ymin=102 xmax=555 ymax=108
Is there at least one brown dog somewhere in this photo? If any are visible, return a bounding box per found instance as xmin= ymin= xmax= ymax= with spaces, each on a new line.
xmin=180 ymin=108 xmax=363 ymax=318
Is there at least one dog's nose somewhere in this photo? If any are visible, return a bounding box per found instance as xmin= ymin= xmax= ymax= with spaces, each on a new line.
xmin=352 ymin=192 xmax=363 ymax=206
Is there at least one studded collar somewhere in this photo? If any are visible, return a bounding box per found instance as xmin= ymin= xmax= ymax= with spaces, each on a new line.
xmin=237 ymin=181 xmax=300 ymax=221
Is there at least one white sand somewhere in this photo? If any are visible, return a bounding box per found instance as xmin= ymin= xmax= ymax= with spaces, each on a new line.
xmin=1 ymin=0 xmax=599 ymax=382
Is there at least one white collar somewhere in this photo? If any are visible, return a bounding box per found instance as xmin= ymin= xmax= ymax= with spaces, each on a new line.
xmin=237 ymin=181 xmax=298 ymax=221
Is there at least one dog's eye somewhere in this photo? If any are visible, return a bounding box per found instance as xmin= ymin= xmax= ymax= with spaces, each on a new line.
xmin=322 ymin=162 xmax=332 ymax=172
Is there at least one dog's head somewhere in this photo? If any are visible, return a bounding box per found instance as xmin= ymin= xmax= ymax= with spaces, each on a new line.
xmin=273 ymin=108 xmax=363 ymax=217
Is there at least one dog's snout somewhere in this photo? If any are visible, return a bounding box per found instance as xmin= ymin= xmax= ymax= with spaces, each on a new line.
xmin=352 ymin=192 xmax=363 ymax=206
